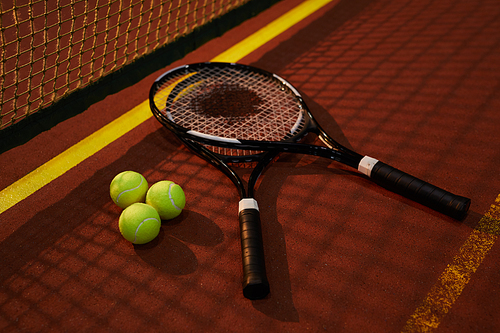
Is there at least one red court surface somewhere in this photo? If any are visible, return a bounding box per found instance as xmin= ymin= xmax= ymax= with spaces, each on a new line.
xmin=1 ymin=0 xmax=500 ymax=332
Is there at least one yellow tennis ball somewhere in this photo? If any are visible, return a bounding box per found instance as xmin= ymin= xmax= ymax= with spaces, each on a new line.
xmin=110 ymin=171 xmax=149 ymax=209
xmin=118 ymin=203 xmax=161 ymax=244
xmin=145 ymin=180 xmax=186 ymax=220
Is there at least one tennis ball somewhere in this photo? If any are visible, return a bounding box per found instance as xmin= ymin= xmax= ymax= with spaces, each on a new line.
xmin=145 ymin=180 xmax=186 ymax=220
xmin=118 ymin=203 xmax=161 ymax=244
xmin=110 ymin=171 xmax=148 ymax=209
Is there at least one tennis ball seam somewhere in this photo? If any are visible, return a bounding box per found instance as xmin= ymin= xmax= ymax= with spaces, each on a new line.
xmin=116 ymin=176 xmax=145 ymax=206
xmin=168 ymin=183 xmax=182 ymax=211
xmin=134 ymin=217 xmax=160 ymax=243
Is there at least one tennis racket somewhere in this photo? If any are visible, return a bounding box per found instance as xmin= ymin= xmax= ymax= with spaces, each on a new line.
xmin=149 ymin=62 xmax=471 ymax=299
xmin=176 ymin=135 xmax=277 ymax=300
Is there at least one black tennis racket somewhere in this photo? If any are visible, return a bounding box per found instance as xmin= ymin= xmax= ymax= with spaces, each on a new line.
xmin=149 ymin=62 xmax=471 ymax=299
xmin=177 ymin=135 xmax=276 ymax=300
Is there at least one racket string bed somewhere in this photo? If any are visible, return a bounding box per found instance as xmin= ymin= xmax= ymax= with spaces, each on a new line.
xmin=164 ymin=66 xmax=305 ymax=143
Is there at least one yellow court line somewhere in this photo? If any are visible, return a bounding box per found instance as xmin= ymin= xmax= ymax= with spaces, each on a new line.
xmin=212 ymin=0 xmax=335 ymax=63
xmin=0 ymin=101 xmax=151 ymax=214
xmin=0 ymin=0 xmax=335 ymax=215
xmin=402 ymin=194 xmax=500 ymax=332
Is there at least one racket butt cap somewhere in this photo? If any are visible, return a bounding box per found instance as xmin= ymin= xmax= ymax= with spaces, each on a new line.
xmin=243 ymin=276 xmax=270 ymax=300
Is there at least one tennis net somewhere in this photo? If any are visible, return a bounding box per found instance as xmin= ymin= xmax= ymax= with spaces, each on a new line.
xmin=0 ymin=0 xmax=273 ymax=133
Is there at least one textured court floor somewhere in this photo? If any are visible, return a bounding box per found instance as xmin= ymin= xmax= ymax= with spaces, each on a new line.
xmin=1 ymin=0 xmax=500 ymax=332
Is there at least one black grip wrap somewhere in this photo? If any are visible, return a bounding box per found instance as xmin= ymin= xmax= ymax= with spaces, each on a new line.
xmin=370 ymin=161 xmax=471 ymax=220
xmin=239 ymin=208 xmax=270 ymax=300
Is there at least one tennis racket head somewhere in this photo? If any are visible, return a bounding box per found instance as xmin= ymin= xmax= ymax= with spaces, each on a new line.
xmin=149 ymin=62 xmax=315 ymax=163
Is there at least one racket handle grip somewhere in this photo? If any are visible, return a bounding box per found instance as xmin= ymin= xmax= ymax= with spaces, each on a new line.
xmin=239 ymin=199 xmax=270 ymax=300
xmin=359 ymin=157 xmax=471 ymax=220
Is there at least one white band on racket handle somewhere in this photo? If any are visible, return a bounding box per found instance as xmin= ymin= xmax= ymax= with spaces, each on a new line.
xmin=358 ymin=156 xmax=380 ymax=177
xmin=239 ymin=198 xmax=259 ymax=213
